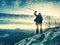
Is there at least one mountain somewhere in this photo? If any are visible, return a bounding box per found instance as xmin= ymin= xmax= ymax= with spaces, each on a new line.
xmin=0 ymin=29 xmax=35 ymax=45
xmin=0 ymin=13 xmax=33 ymax=18
xmin=14 ymin=27 xmax=60 ymax=45
xmin=0 ymin=13 xmax=33 ymax=24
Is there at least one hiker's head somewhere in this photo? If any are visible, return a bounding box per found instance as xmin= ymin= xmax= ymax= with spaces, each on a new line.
xmin=38 ymin=13 xmax=41 ymax=15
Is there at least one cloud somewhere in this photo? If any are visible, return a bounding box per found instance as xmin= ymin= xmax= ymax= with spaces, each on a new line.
xmin=0 ymin=0 xmax=60 ymax=16
xmin=0 ymin=0 xmax=60 ymax=9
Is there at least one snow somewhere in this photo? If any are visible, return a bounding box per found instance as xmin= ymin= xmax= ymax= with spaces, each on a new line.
xmin=14 ymin=27 xmax=60 ymax=45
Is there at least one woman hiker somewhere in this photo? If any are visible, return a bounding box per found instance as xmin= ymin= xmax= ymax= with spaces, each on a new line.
xmin=34 ymin=11 xmax=43 ymax=34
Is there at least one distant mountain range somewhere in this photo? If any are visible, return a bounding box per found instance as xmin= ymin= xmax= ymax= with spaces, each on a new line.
xmin=0 ymin=28 xmax=35 ymax=45
xmin=0 ymin=13 xmax=33 ymax=18
xmin=0 ymin=13 xmax=54 ymax=19
xmin=0 ymin=13 xmax=60 ymax=27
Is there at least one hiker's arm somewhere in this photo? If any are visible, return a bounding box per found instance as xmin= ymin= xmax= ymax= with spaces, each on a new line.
xmin=34 ymin=11 xmax=37 ymax=16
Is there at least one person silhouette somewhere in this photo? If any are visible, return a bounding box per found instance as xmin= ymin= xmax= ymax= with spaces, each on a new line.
xmin=34 ymin=11 xmax=43 ymax=34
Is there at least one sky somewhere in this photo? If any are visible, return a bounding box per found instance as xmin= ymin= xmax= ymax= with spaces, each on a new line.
xmin=0 ymin=0 xmax=60 ymax=30
xmin=0 ymin=0 xmax=60 ymax=16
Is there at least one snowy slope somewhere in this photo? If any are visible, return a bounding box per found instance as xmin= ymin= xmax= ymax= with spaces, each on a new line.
xmin=14 ymin=27 xmax=60 ymax=45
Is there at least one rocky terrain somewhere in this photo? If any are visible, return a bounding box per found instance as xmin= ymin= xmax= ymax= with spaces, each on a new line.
xmin=14 ymin=27 xmax=60 ymax=45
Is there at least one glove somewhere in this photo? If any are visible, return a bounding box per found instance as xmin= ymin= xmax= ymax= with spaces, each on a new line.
xmin=35 ymin=11 xmax=37 ymax=12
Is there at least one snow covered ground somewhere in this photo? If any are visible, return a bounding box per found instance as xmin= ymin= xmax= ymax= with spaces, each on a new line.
xmin=14 ymin=27 xmax=60 ymax=45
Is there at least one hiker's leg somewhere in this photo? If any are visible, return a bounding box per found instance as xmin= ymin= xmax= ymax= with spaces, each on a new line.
xmin=36 ymin=23 xmax=39 ymax=34
xmin=40 ymin=24 xmax=43 ymax=34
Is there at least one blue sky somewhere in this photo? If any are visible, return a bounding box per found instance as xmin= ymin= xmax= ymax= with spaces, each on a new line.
xmin=0 ymin=0 xmax=60 ymax=15
xmin=0 ymin=0 xmax=60 ymax=8
xmin=0 ymin=0 xmax=60 ymax=29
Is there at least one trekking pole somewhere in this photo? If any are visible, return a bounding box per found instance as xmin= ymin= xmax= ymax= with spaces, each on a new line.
xmin=26 ymin=7 xmax=35 ymax=11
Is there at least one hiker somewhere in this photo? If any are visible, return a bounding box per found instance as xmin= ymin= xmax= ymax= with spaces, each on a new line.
xmin=34 ymin=11 xmax=43 ymax=34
